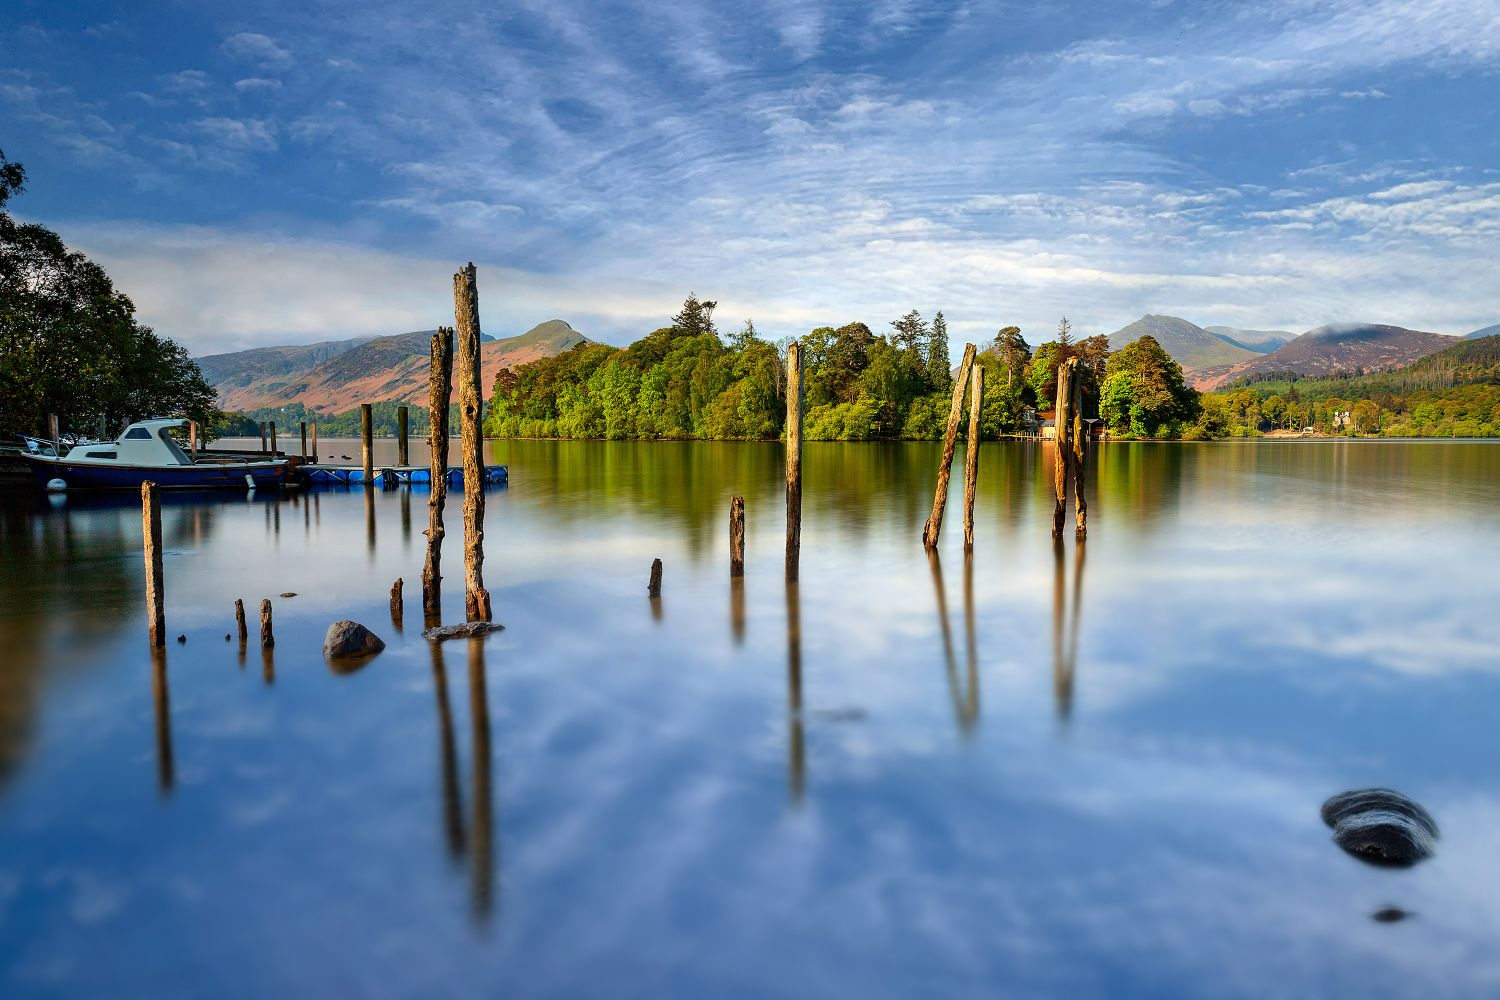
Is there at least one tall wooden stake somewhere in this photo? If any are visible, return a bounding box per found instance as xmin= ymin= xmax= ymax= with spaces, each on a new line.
xmin=397 ymin=405 xmax=410 ymax=467
xmin=1052 ymin=358 xmax=1077 ymax=539
xmin=260 ymin=421 xmax=268 ymax=453
xmin=188 ymin=421 xmax=197 ymax=461
xmin=1071 ymin=367 xmax=1088 ymax=539
xmin=454 ymin=263 xmax=491 ymax=622
xmin=785 ymin=341 xmax=803 ymax=582
xmin=311 ymin=423 xmax=319 ymax=463
xmin=142 ymin=481 xmax=164 ymax=646
xmin=360 ymin=404 xmax=374 ymax=483
xmin=963 ymin=364 xmax=983 ymax=550
xmin=923 ymin=343 xmax=977 ymax=549
xmin=48 ymin=413 xmax=59 ymax=451
xmin=729 ymin=496 xmax=746 ymax=577
xmin=299 ymin=421 xmax=308 ymax=461
xmin=269 ymin=421 xmax=277 ymax=458
xmin=423 ymin=327 xmax=454 ymax=622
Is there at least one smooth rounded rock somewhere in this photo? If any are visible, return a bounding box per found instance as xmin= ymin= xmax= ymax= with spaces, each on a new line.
xmin=323 ymin=620 xmax=386 ymax=660
xmin=1321 ymin=788 xmax=1438 ymax=868
xmin=1321 ymin=788 xmax=1438 ymax=838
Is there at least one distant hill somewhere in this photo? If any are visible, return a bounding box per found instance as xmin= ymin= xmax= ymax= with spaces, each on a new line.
xmin=1465 ymin=324 xmax=1500 ymax=340
xmin=1203 ymin=326 xmax=1297 ymax=354
xmin=1106 ymin=315 xmax=1260 ymax=372
xmin=1215 ymin=333 xmax=1500 ymax=400
xmin=1201 ymin=323 xmax=1460 ymax=390
xmin=198 ymin=320 xmax=590 ymax=412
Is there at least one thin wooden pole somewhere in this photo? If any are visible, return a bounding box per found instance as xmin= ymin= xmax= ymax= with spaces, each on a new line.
xmin=785 ymin=341 xmax=803 ymax=582
xmin=397 ymin=405 xmax=410 ymax=467
xmin=1071 ymin=367 xmax=1088 ymax=539
xmin=188 ymin=421 xmax=198 ymax=461
xmin=48 ymin=413 xmax=59 ymax=451
xmin=454 ymin=263 xmax=491 ymax=622
xmin=360 ymin=404 xmax=374 ymax=483
xmin=648 ymin=557 xmax=663 ymax=598
xmin=729 ymin=496 xmax=745 ymax=577
xmin=142 ymin=481 xmax=164 ymax=646
xmin=423 ymin=327 xmax=455 ymax=624
xmin=923 ymin=343 xmax=977 ymax=549
xmin=311 ymin=423 xmax=319 ymax=463
xmin=260 ymin=421 xmax=268 ymax=453
xmin=1052 ymin=358 xmax=1076 ymax=539
xmin=269 ymin=421 xmax=277 ymax=457
xmin=260 ymin=599 xmax=274 ymax=648
xmin=962 ymin=364 xmax=983 ymax=550
xmin=299 ymin=421 xmax=308 ymax=461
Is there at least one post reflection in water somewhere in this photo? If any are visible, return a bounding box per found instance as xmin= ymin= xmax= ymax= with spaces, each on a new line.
xmin=467 ymin=637 xmax=496 ymax=925
xmin=927 ymin=549 xmax=979 ymax=737
xmin=729 ymin=577 xmax=745 ymax=644
xmin=364 ymin=487 xmax=376 ymax=558
xmin=1051 ymin=538 xmax=1087 ymax=720
xmin=150 ymin=645 xmax=174 ymax=796
xmin=400 ymin=488 xmax=412 ymax=544
xmin=430 ymin=641 xmax=467 ymax=864
xmin=785 ymin=581 xmax=805 ymax=804
xmin=262 ymin=646 xmax=275 ymax=687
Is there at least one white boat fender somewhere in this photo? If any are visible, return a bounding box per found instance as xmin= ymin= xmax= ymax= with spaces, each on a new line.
xmin=46 ymin=478 xmax=67 ymax=493
xmin=245 ymin=474 xmax=255 ymax=489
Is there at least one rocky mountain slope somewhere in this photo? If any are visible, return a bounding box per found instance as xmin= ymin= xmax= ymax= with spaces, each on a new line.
xmin=1197 ymin=324 xmax=1460 ymax=390
xmin=1105 ymin=315 xmax=1261 ymax=371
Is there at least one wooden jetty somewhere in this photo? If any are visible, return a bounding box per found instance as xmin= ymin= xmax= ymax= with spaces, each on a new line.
xmin=297 ymin=464 xmax=507 ymax=488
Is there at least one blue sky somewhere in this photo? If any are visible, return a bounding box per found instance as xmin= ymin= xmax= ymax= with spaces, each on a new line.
xmin=4 ymin=0 xmax=1498 ymax=355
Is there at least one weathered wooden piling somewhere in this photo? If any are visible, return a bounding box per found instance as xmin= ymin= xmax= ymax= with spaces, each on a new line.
xmin=922 ymin=343 xmax=977 ymax=549
xmin=188 ymin=421 xmax=198 ymax=461
xmin=963 ymin=365 xmax=983 ymax=550
xmin=397 ymin=405 xmax=410 ymax=467
xmin=1052 ymin=358 xmax=1076 ymax=539
xmin=260 ymin=598 xmax=274 ymax=648
xmin=142 ymin=481 xmax=165 ymax=646
xmin=310 ymin=423 xmax=319 ymax=463
xmin=1070 ymin=369 xmax=1088 ymax=539
xmin=360 ymin=404 xmax=374 ymax=483
xmin=269 ymin=421 xmax=277 ymax=458
xmin=260 ymin=421 xmax=268 ymax=453
xmin=422 ymin=327 xmax=455 ymax=622
xmin=234 ymin=598 xmax=247 ymax=641
xmin=390 ymin=577 xmax=404 ymax=622
xmin=647 ymin=558 xmax=663 ymax=598
xmin=730 ymin=496 xmax=745 ymax=577
xmin=299 ymin=421 xmax=308 ymax=461
xmin=785 ymin=342 xmax=803 ymax=582
xmin=454 ymin=263 xmax=491 ymax=622
xmin=48 ymin=413 xmax=59 ymax=450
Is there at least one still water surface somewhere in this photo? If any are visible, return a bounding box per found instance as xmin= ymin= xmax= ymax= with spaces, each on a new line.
xmin=1 ymin=439 xmax=1498 ymax=998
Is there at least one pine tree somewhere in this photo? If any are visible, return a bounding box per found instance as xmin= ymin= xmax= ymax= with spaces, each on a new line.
xmin=672 ymin=293 xmax=718 ymax=338
xmin=927 ymin=311 xmax=952 ymax=393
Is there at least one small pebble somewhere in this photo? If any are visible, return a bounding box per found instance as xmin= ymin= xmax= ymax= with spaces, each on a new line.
xmin=176 ymin=634 xmax=186 ymax=644
xmin=1373 ymin=907 xmax=1412 ymax=923
xmin=280 ymin=592 xmax=297 ymax=598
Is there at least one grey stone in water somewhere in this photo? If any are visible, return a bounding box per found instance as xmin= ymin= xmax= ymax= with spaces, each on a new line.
xmin=1321 ymin=788 xmax=1438 ymax=868
xmin=280 ymin=592 xmax=298 ymax=598
xmin=323 ymin=620 xmax=386 ymax=660
xmin=422 ymin=621 xmax=506 ymax=642
xmin=1373 ymin=906 xmax=1412 ymax=923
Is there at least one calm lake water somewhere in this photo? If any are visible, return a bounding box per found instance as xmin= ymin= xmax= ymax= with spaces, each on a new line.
xmin=2 ymin=438 xmax=1498 ymax=998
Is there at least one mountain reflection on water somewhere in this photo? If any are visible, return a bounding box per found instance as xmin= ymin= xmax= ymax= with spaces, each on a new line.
xmin=1 ymin=438 xmax=1499 ymax=998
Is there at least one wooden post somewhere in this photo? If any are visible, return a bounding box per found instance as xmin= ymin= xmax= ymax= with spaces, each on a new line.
xmin=188 ymin=421 xmax=198 ymax=461
xmin=648 ymin=558 xmax=663 ymax=598
xmin=259 ymin=421 xmax=267 ymax=453
xmin=269 ymin=421 xmax=277 ymax=457
xmin=142 ymin=481 xmax=165 ymax=646
xmin=454 ymin=263 xmax=491 ymax=622
xmin=784 ymin=342 xmax=803 ymax=582
xmin=729 ymin=496 xmax=745 ymax=577
xmin=922 ymin=343 xmax=977 ymax=549
xmin=311 ymin=423 xmax=319 ymax=463
xmin=963 ymin=364 xmax=983 ymax=550
xmin=397 ymin=405 xmax=410 ymax=467
xmin=1071 ymin=367 xmax=1088 ymax=539
xmin=360 ymin=404 xmax=373 ymax=483
xmin=48 ymin=413 xmax=60 ymax=451
xmin=390 ymin=578 xmax=404 ymax=621
xmin=1052 ymin=358 xmax=1076 ymax=539
xmin=299 ymin=421 xmax=308 ymax=461
xmin=260 ymin=599 xmax=274 ymax=648
xmin=423 ymin=328 xmax=455 ymax=623
xmin=234 ymin=598 xmax=247 ymax=642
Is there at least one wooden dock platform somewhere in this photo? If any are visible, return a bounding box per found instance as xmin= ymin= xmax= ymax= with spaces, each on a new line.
xmin=298 ymin=464 xmax=508 ymax=487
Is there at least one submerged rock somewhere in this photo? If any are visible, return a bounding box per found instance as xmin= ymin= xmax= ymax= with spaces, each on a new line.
xmin=1373 ymin=906 xmax=1413 ymax=923
xmin=422 ymin=621 xmax=506 ymax=642
xmin=1321 ymin=788 xmax=1438 ymax=867
xmin=323 ymin=620 xmax=386 ymax=660
xmin=280 ymin=592 xmax=298 ymax=598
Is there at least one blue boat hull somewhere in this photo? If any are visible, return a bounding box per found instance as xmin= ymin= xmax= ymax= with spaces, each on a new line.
xmin=26 ymin=457 xmax=289 ymax=491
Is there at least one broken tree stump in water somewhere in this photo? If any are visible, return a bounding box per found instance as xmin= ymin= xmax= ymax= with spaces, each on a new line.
xmin=234 ymin=598 xmax=247 ymax=642
xmin=730 ymin=496 xmax=745 ymax=577
xmin=391 ymin=578 xmax=404 ymax=622
xmin=260 ymin=599 xmax=275 ymax=649
xmin=423 ymin=327 xmax=455 ymax=622
xmin=648 ymin=558 xmax=663 ymax=598
xmin=923 ymin=343 xmax=977 ymax=549
xmin=454 ymin=263 xmax=491 ymax=622
xmin=142 ymin=481 xmax=165 ymax=647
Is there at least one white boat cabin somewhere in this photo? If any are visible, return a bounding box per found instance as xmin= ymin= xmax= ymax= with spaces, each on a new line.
xmin=62 ymin=419 xmax=195 ymax=467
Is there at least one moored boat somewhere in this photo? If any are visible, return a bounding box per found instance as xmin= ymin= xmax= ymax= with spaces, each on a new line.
xmin=22 ymin=418 xmax=289 ymax=491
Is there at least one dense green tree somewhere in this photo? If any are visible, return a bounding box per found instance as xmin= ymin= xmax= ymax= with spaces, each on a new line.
xmin=672 ymin=293 xmax=718 ymax=338
xmin=927 ymin=311 xmax=952 ymax=394
xmin=993 ymin=326 xmax=1030 ymax=389
xmin=1099 ymin=334 xmax=1198 ymax=436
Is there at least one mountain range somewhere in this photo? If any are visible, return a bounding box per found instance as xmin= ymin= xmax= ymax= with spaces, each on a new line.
xmin=197 ymin=320 xmax=590 ymax=412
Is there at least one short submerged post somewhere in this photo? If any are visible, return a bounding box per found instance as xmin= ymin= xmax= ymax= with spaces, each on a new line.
xmin=923 ymin=343 xmax=977 ymax=549
xmin=397 ymin=405 xmax=410 ymax=467
xmin=729 ymin=496 xmax=745 ymax=577
xmin=963 ymin=364 xmax=983 ymax=550
xmin=360 ymin=404 xmax=374 ymax=484
xmin=454 ymin=263 xmax=491 ymax=622
xmin=234 ymin=598 xmax=247 ymax=642
xmin=785 ymin=342 xmax=803 ymax=582
xmin=648 ymin=558 xmax=663 ymax=598
xmin=260 ymin=599 xmax=274 ymax=648
xmin=142 ymin=481 xmax=165 ymax=647
xmin=391 ymin=577 xmax=404 ymax=623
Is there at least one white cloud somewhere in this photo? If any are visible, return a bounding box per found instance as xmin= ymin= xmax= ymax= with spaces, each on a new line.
xmin=220 ymin=32 xmax=290 ymax=70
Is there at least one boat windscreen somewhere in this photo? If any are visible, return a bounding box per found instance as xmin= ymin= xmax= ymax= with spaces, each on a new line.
xmin=157 ymin=427 xmax=192 ymax=465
